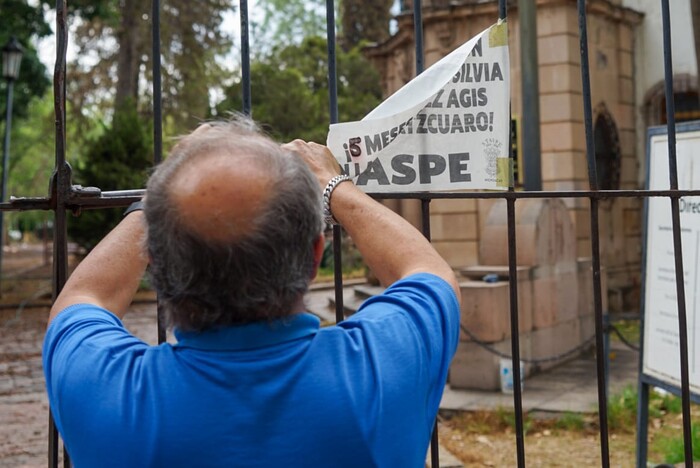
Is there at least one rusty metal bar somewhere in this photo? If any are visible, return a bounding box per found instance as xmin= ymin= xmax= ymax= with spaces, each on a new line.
xmin=660 ymin=1 xmax=693 ymax=465
xmin=50 ymin=0 xmax=70 ymax=465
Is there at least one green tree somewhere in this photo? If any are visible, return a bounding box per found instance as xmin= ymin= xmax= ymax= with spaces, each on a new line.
xmin=215 ymin=37 xmax=382 ymax=142
xmin=341 ymin=0 xmax=394 ymax=49
xmin=5 ymin=92 xmax=61 ymax=239
xmin=255 ymin=0 xmax=394 ymax=51
xmin=255 ymin=0 xmax=327 ymax=52
xmin=0 ymin=0 xmax=51 ymax=122
xmin=67 ymin=0 xmax=234 ymax=134
xmin=68 ymin=102 xmax=152 ymax=250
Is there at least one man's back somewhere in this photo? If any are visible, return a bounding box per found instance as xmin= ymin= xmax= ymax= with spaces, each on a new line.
xmin=44 ymin=274 xmax=459 ymax=467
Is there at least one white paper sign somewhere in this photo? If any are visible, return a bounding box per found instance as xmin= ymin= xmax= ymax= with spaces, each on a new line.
xmin=643 ymin=126 xmax=700 ymax=394
xmin=327 ymin=20 xmax=510 ymax=193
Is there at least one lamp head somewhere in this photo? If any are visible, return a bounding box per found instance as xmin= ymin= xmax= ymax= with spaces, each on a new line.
xmin=2 ymin=37 xmax=24 ymax=81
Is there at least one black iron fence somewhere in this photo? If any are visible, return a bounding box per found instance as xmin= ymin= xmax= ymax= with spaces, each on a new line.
xmin=2 ymin=0 xmax=696 ymax=466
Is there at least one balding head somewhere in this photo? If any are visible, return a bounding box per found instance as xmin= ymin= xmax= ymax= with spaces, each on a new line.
xmin=144 ymin=117 xmax=324 ymax=331
xmin=170 ymin=151 xmax=273 ymax=243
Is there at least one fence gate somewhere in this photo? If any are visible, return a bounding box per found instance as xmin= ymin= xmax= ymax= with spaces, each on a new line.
xmin=2 ymin=0 xmax=695 ymax=466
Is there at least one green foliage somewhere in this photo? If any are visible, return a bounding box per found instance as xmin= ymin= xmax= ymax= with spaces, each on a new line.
xmin=6 ymin=93 xmax=62 ymax=234
xmin=0 ymin=0 xmax=52 ymax=122
xmin=215 ymin=37 xmax=382 ymax=143
xmin=654 ymin=422 xmax=700 ymax=464
xmin=610 ymin=320 xmax=640 ymax=346
xmin=68 ymin=0 xmax=119 ymax=22
xmin=341 ymin=0 xmax=393 ymax=49
xmin=8 ymin=94 xmax=56 ymax=194
xmin=68 ymin=102 xmax=152 ymax=250
xmin=255 ymin=0 xmax=393 ymax=52
xmin=555 ymin=412 xmax=586 ymax=431
xmin=607 ymin=386 xmax=639 ymax=432
xmin=606 ymin=386 xmax=685 ymax=433
xmin=255 ymin=0 xmax=327 ymax=52
xmin=495 ymin=407 xmax=532 ymax=434
xmin=657 ymin=392 xmax=683 ymax=415
xmin=68 ymin=0 xmax=233 ymax=134
xmin=1 ymin=89 xmax=93 ymax=238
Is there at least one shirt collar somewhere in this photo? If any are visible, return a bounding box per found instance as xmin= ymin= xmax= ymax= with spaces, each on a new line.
xmin=173 ymin=312 xmax=320 ymax=351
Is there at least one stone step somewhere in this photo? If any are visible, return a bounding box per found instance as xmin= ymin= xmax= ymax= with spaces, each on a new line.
xmin=328 ymin=287 xmax=366 ymax=317
xmin=459 ymin=265 xmax=534 ymax=281
xmin=352 ymin=284 xmax=385 ymax=300
xmin=305 ymin=281 xmax=380 ymax=324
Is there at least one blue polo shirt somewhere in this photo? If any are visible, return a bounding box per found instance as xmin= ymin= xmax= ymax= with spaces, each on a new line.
xmin=43 ymin=273 xmax=459 ymax=467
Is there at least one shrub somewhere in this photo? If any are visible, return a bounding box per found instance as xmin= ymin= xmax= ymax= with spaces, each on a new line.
xmin=68 ymin=102 xmax=152 ymax=250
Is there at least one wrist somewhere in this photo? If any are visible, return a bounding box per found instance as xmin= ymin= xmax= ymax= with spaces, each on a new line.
xmin=322 ymin=174 xmax=352 ymax=226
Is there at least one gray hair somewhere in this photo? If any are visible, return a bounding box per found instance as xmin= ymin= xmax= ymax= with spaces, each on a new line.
xmin=144 ymin=117 xmax=324 ymax=331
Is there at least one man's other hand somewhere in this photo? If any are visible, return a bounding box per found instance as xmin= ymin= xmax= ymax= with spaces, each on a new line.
xmin=282 ymin=140 xmax=342 ymax=189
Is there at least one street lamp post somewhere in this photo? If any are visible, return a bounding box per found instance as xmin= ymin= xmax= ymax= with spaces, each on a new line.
xmin=1 ymin=37 xmax=24 ymax=291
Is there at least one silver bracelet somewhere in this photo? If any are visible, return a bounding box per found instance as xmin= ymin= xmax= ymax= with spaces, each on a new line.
xmin=323 ymin=174 xmax=351 ymax=226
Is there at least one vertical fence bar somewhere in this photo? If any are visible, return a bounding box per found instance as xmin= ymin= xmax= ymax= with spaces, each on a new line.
xmin=420 ymin=197 xmax=440 ymax=468
xmin=506 ymin=197 xmax=525 ymax=468
xmin=412 ymin=0 xmax=424 ymax=76
xmin=325 ymin=0 xmax=344 ymax=324
xmin=410 ymin=1 xmax=438 ymax=465
xmin=577 ymin=1 xmax=610 ymax=466
xmin=152 ymin=0 xmax=162 ymax=167
xmin=499 ymin=2 xmax=526 ymax=465
xmin=660 ymin=1 xmax=693 ymax=465
xmin=240 ymin=0 xmax=252 ymax=116
xmin=151 ymin=0 xmax=166 ymax=345
xmin=411 ymin=0 xmax=435 ymax=463
xmin=50 ymin=1 xmax=70 ymax=466
xmin=325 ymin=1 xmax=338 ymax=125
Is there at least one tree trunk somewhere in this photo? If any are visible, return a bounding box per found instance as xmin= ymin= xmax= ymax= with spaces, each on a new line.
xmin=115 ymin=0 xmax=142 ymax=108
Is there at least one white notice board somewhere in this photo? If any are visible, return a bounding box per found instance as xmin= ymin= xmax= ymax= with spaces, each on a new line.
xmin=642 ymin=121 xmax=700 ymax=396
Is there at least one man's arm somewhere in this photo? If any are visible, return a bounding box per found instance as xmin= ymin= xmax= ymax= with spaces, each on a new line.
xmin=283 ymin=140 xmax=461 ymax=302
xmin=48 ymin=211 xmax=149 ymax=324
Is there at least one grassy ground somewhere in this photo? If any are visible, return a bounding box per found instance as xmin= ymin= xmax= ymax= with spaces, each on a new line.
xmin=438 ymin=386 xmax=699 ymax=467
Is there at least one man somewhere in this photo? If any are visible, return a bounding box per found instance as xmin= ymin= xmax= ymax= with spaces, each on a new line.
xmin=43 ymin=117 xmax=461 ymax=467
